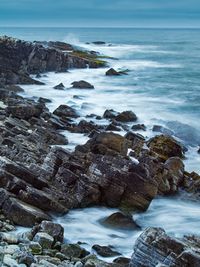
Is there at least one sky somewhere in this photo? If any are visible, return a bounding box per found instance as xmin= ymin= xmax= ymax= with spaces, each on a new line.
xmin=0 ymin=0 xmax=200 ymax=28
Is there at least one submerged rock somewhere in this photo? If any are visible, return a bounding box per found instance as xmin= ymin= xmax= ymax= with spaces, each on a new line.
xmin=102 ymin=212 xmax=140 ymax=230
xmin=53 ymin=83 xmax=65 ymax=90
xmin=106 ymin=68 xmax=121 ymax=76
xmin=71 ymin=80 xmax=94 ymax=89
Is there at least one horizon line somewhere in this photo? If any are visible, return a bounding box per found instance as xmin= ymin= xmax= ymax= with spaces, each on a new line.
xmin=0 ymin=25 xmax=200 ymax=29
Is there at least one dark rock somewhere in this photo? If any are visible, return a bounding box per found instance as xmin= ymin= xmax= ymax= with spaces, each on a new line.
xmin=4 ymin=85 xmax=25 ymax=93
xmin=39 ymin=221 xmax=64 ymax=243
xmin=102 ymin=212 xmax=140 ymax=230
xmin=152 ymin=125 xmax=174 ymax=135
xmin=76 ymin=132 xmax=129 ymax=156
xmin=6 ymin=103 xmax=44 ymax=120
xmin=71 ymin=80 xmax=94 ymax=89
xmin=53 ymin=83 xmax=65 ymax=90
xmin=130 ymin=227 xmax=200 ymax=267
xmin=53 ymin=104 xmax=79 ymax=119
xmin=125 ymin=131 xmax=145 ymax=157
xmin=2 ymin=197 xmax=51 ymax=227
xmin=61 ymin=244 xmax=89 ymax=258
xmin=147 ymin=135 xmax=184 ymax=161
xmin=103 ymin=109 xmax=118 ymax=119
xmin=92 ymin=244 xmax=121 ymax=257
xmin=106 ymin=68 xmax=120 ymax=76
xmin=113 ymin=257 xmax=130 ymax=266
xmin=115 ymin=111 xmax=137 ymax=122
xmin=106 ymin=123 xmax=121 ymax=131
xmin=92 ymin=41 xmax=106 ymax=45
xmin=38 ymin=97 xmax=52 ymax=104
xmin=132 ymin=124 xmax=146 ymax=131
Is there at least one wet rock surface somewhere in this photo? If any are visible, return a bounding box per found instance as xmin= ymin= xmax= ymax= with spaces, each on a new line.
xmin=130 ymin=227 xmax=200 ymax=267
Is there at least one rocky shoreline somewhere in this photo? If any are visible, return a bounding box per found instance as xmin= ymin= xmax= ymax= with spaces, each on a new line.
xmin=0 ymin=36 xmax=200 ymax=266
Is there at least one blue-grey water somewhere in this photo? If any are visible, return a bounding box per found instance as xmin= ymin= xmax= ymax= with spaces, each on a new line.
xmin=2 ymin=27 xmax=200 ymax=260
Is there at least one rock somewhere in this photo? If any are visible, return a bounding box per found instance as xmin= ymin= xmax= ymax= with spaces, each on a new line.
xmin=0 ymin=232 xmax=19 ymax=244
xmin=18 ymin=252 xmax=36 ymax=266
xmin=61 ymin=244 xmax=89 ymax=258
xmin=38 ymin=97 xmax=52 ymax=104
xmin=147 ymin=135 xmax=184 ymax=161
xmin=29 ymin=241 xmax=43 ymax=255
xmin=92 ymin=244 xmax=121 ymax=257
xmin=132 ymin=124 xmax=146 ymax=131
xmin=6 ymin=102 xmax=44 ymax=120
xmin=113 ymin=257 xmax=130 ymax=266
xmin=130 ymin=227 xmax=200 ymax=267
xmin=53 ymin=104 xmax=79 ymax=119
xmin=2 ymin=197 xmax=51 ymax=227
xmin=152 ymin=125 xmax=174 ymax=135
xmin=103 ymin=109 xmax=118 ymax=119
xmin=106 ymin=123 xmax=121 ymax=131
xmin=106 ymin=68 xmax=120 ymax=76
xmin=71 ymin=80 xmax=94 ymax=89
xmin=115 ymin=111 xmax=137 ymax=122
xmin=102 ymin=212 xmax=140 ymax=230
xmin=76 ymin=132 xmax=129 ymax=156
xmin=53 ymin=83 xmax=65 ymax=90
xmin=33 ymin=232 xmax=54 ymax=249
xmin=39 ymin=221 xmax=64 ymax=243
xmin=92 ymin=41 xmax=106 ymax=45
xmin=125 ymin=131 xmax=145 ymax=157
xmin=4 ymin=84 xmax=25 ymax=93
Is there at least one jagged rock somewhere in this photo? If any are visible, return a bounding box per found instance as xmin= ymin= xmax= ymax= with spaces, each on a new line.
xmin=1 ymin=195 xmax=50 ymax=227
xmin=132 ymin=124 xmax=146 ymax=131
xmin=39 ymin=221 xmax=64 ymax=243
xmin=125 ymin=131 xmax=145 ymax=157
xmin=71 ymin=80 xmax=94 ymax=89
xmin=147 ymin=135 xmax=184 ymax=161
xmin=130 ymin=227 xmax=200 ymax=267
xmin=102 ymin=212 xmax=140 ymax=230
xmin=38 ymin=97 xmax=52 ymax=104
xmin=103 ymin=109 xmax=118 ymax=119
xmin=106 ymin=68 xmax=120 ymax=76
xmin=53 ymin=104 xmax=79 ymax=119
xmin=92 ymin=244 xmax=121 ymax=257
xmin=53 ymin=83 xmax=65 ymax=90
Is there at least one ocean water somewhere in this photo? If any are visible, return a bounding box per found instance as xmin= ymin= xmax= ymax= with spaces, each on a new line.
xmin=2 ymin=27 xmax=200 ymax=259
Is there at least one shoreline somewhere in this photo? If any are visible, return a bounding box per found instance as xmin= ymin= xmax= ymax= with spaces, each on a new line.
xmin=0 ymin=35 xmax=200 ymax=266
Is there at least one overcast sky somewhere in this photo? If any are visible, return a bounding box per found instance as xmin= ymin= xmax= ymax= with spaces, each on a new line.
xmin=0 ymin=0 xmax=200 ymax=27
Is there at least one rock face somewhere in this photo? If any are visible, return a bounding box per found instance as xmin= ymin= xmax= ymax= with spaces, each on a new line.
xmin=147 ymin=135 xmax=184 ymax=161
xmin=53 ymin=83 xmax=65 ymax=90
xmin=0 ymin=36 xmax=105 ymax=86
xmin=130 ymin=227 xmax=200 ymax=267
xmin=71 ymin=80 xmax=94 ymax=89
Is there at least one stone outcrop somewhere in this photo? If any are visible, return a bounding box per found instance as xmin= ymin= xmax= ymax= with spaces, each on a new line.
xmin=130 ymin=227 xmax=200 ymax=267
xmin=0 ymin=36 xmax=105 ymax=86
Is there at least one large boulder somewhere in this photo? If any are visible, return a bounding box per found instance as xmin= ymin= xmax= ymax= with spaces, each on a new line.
xmin=2 ymin=196 xmax=50 ymax=227
xmin=130 ymin=227 xmax=200 ymax=267
xmin=76 ymin=132 xmax=129 ymax=156
xmin=115 ymin=111 xmax=137 ymax=122
xmin=147 ymin=135 xmax=184 ymax=161
xmin=6 ymin=103 xmax=44 ymax=120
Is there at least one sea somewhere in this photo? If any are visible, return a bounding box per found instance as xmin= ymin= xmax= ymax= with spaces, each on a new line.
xmin=1 ymin=27 xmax=200 ymax=260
